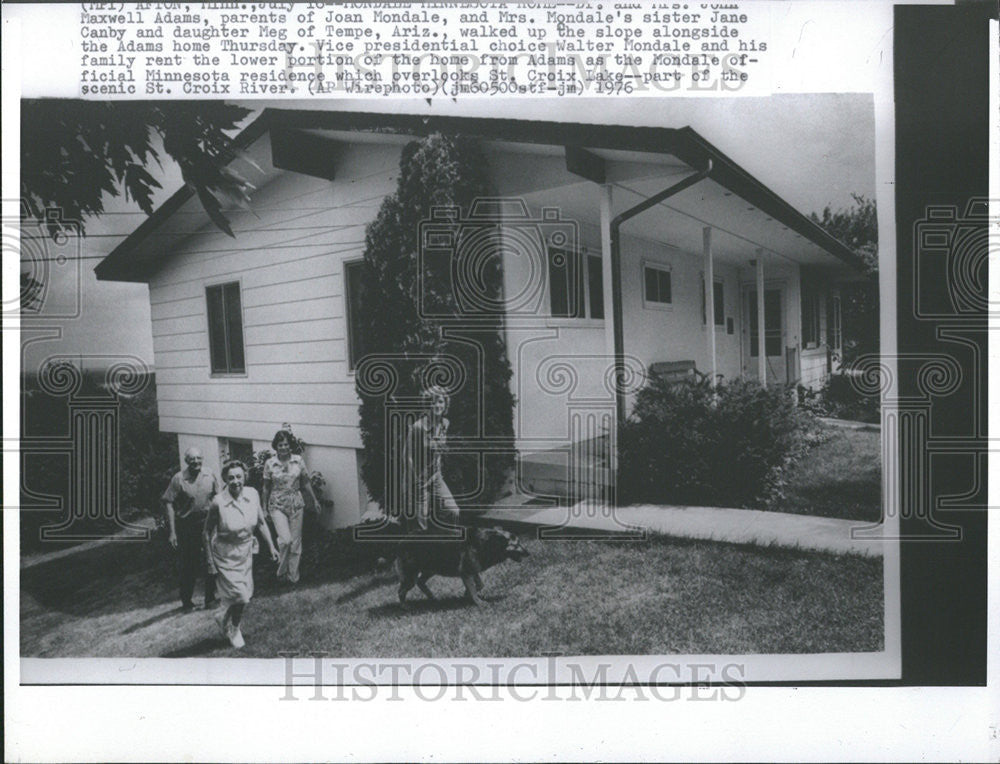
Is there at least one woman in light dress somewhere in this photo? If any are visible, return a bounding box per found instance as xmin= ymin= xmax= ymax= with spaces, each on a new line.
xmin=204 ymin=460 xmax=278 ymax=649
xmin=262 ymin=428 xmax=320 ymax=584
xmin=403 ymin=384 xmax=461 ymax=535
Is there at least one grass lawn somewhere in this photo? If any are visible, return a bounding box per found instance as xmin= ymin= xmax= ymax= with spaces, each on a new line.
xmin=775 ymin=427 xmax=882 ymax=523
xmin=21 ymin=527 xmax=883 ymax=659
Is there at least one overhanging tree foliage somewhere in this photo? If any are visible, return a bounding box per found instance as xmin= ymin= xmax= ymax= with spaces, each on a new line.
xmin=20 ymin=100 xmax=255 ymax=237
xmin=810 ymin=194 xmax=878 ymax=360
xmin=356 ymin=133 xmax=515 ymax=511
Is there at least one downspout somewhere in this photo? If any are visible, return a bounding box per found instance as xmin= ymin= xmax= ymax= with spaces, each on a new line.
xmin=609 ymin=159 xmax=713 ymax=425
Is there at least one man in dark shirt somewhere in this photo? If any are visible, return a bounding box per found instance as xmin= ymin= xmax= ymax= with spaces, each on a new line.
xmin=163 ymin=447 xmax=220 ymax=611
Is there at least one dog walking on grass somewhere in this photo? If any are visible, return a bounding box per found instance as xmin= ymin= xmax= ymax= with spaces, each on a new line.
xmin=394 ymin=526 xmax=528 ymax=606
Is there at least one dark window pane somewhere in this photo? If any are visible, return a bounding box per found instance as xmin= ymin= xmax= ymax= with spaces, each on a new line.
xmin=658 ymin=270 xmax=672 ymax=303
xmin=206 ymin=285 xmax=227 ymax=373
xmin=587 ymin=255 xmax=604 ymax=319
xmin=345 ymin=261 xmax=366 ymax=369
xmin=714 ymin=280 xmax=725 ymax=325
xmin=570 ymin=252 xmax=584 ymax=318
xmin=644 ymin=266 xmax=658 ymax=304
xmin=805 ymin=294 xmax=819 ymax=345
xmin=764 ymin=288 xmax=780 ymax=327
xmin=226 ymin=439 xmax=253 ymax=467
xmin=549 ymin=248 xmax=570 ymax=317
xmin=645 ymin=266 xmax=671 ymax=304
xmin=549 ymin=248 xmax=584 ymax=317
xmin=223 ymin=281 xmax=245 ymax=372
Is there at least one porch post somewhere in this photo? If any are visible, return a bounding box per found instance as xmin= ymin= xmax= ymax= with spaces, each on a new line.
xmin=703 ymin=226 xmax=717 ymax=386
xmin=755 ymin=251 xmax=767 ymax=385
xmin=599 ymin=183 xmax=617 ymax=470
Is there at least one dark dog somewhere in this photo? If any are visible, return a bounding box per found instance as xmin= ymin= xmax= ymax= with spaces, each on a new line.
xmin=394 ymin=527 xmax=528 ymax=606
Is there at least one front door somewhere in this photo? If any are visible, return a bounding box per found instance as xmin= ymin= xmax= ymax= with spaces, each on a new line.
xmin=742 ymin=286 xmax=786 ymax=384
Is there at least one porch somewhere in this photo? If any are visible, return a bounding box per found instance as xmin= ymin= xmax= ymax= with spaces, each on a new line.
xmin=474 ymin=134 xmax=860 ymax=455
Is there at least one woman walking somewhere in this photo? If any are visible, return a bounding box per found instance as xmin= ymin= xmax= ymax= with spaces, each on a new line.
xmin=404 ymin=384 xmax=461 ymax=535
xmin=204 ymin=460 xmax=278 ymax=649
xmin=263 ymin=428 xmax=319 ymax=584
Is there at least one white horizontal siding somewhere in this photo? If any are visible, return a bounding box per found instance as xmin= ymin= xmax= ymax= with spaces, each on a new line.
xmin=242 ymin=275 xmax=343 ymax=308
xmin=156 ymin=381 xmax=360 ymax=406
xmin=149 ymin=250 xmax=345 ymax=302
xmin=245 ymin=340 xmax=346 ymax=365
xmin=145 ymin=140 xmax=401 ymax=448
xmin=245 ymin=318 xmax=342 ymax=346
xmin=155 ymin=361 xmax=350 ymax=385
xmin=244 ymin=295 xmax=341 ymax=326
xmin=152 ymin=332 xmax=207 ymax=353
xmin=160 ymin=399 xmax=356 ymax=424
xmin=151 ymin=312 xmax=205 ymax=337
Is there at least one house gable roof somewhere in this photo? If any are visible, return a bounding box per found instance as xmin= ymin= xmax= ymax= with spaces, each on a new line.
xmin=95 ymin=108 xmax=866 ymax=282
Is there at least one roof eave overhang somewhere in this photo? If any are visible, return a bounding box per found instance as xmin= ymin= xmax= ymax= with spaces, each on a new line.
xmin=94 ymin=110 xmax=272 ymax=283
xmin=95 ymin=108 xmax=866 ymax=282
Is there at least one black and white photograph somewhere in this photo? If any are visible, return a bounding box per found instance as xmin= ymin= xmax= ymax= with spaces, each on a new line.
xmin=18 ymin=95 xmax=890 ymax=664
xmin=3 ymin=1 xmax=994 ymax=761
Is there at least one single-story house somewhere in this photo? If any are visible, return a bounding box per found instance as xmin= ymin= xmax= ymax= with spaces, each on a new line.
xmin=96 ymin=108 xmax=865 ymax=528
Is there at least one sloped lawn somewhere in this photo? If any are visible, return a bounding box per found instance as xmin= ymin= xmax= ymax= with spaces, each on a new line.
xmin=777 ymin=427 xmax=882 ymax=523
xmin=21 ymin=529 xmax=883 ymax=658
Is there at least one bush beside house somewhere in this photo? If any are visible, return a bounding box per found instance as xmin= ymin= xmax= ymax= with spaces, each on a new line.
xmin=356 ymin=133 xmax=515 ymax=513
xmin=617 ymin=376 xmax=817 ymax=509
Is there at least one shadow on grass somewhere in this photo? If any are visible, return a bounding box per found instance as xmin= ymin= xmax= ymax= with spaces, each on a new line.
xmin=161 ymin=636 xmax=227 ymax=658
xmin=368 ymin=592 xmax=508 ymax=618
xmin=21 ymin=535 xmax=179 ymax=618
xmin=120 ymin=605 xmax=191 ymax=635
xmin=334 ymin=573 xmax=395 ymax=605
xmin=21 ymin=516 xmax=386 ymax=619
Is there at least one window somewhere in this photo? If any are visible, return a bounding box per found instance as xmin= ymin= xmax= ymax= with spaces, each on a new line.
xmin=828 ymin=295 xmax=842 ymax=350
xmin=223 ymin=438 xmax=254 ymax=468
xmin=206 ymin=281 xmax=245 ymax=374
xmin=801 ymin=287 xmax=821 ymax=349
xmin=344 ymin=260 xmax=367 ymax=370
xmin=643 ymin=263 xmax=672 ymax=307
xmin=548 ymin=248 xmax=604 ymax=319
xmin=701 ymin=277 xmax=725 ymax=326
